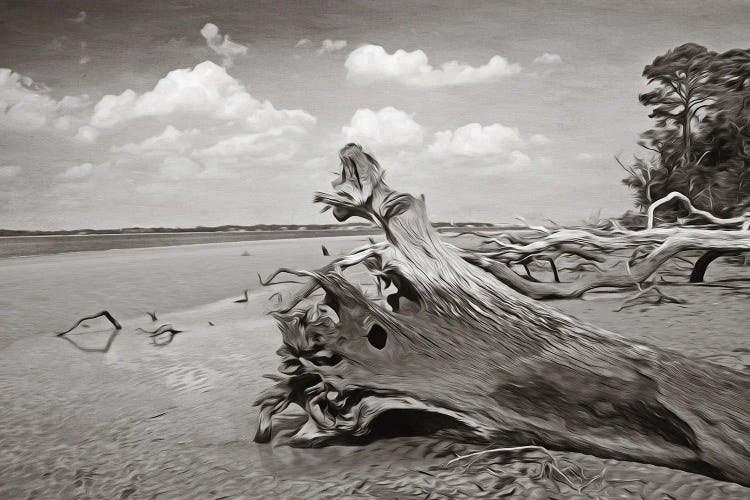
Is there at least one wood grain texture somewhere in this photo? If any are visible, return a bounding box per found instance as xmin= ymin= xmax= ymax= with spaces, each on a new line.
xmin=255 ymin=144 xmax=750 ymax=486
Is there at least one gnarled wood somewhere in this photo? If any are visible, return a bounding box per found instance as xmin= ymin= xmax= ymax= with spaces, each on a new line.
xmin=255 ymin=144 xmax=750 ymax=486
xmin=647 ymin=191 xmax=750 ymax=230
xmin=56 ymin=311 xmax=121 ymax=337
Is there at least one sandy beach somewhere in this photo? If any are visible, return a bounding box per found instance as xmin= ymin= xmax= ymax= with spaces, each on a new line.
xmin=2 ymin=236 xmax=750 ymax=499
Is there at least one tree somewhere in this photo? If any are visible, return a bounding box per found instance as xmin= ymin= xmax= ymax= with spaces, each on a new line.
xmin=625 ymin=44 xmax=750 ymax=218
xmin=639 ymin=43 xmax=718 ymax=170
xmin=255 ymin=144 xmax=750 ymax=487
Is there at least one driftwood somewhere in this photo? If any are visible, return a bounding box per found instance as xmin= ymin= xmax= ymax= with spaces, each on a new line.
xmin=254 ymin=144 xmax=750 ymax=486
xmin=446 ymin=188 xmax=750 ymax=297
xmin=136 ymin=324 xmax=184 ymax=346
xmin=56 ymin=311 xmax=122 ymax=336
xmin=454 ymin=223 xmax=750 ymax=299
xmin=646 ymin=191 xmax=750 ymax=230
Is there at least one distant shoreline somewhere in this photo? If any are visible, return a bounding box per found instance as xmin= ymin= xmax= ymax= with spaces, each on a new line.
xmin=0 ymin=229 xmax=376 ymax=239
xmin=0 ymin=228 xmax=378 ymax=259
xmin=0 ymin=225 xmax=517 ymax=259
xmin=0 ymin=221 xmax=500 ymax=238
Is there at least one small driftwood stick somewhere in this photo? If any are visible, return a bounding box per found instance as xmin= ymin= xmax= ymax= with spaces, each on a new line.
xmin=56 ymin=311 xmax=121 ymax=337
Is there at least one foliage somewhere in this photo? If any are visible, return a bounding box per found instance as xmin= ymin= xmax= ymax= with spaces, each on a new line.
xmin=624 ymin=43 xmax=750 ymax=218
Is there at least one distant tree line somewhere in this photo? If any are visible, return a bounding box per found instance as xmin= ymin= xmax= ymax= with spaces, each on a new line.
xmin=623 ymin=43 xmax=750 ymax=218
xmin=0 ymin=221 xmax=498 ymax=237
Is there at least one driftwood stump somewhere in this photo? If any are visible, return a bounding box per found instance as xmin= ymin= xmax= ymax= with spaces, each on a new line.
xmin=255 ymin=144 xmax=750 ymax=486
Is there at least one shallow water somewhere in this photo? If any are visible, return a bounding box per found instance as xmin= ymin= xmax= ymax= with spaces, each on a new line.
xmin=0 ymin=235 xmax=368 ymax=344
xmin=0 ymin=229 xmax=377 ymax=258
xmin=1 ymin=237 xmax=749 ymax=498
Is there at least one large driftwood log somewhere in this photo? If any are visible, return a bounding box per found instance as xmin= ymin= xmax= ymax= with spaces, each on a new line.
xmin=450 ymin=208 xmax=750 ymax=298
xmin=255 ymin=144 xmax=750 ymax=486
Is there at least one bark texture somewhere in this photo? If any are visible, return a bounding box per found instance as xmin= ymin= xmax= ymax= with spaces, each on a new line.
xmin=255 ymin=144 xmax=750 ymax=486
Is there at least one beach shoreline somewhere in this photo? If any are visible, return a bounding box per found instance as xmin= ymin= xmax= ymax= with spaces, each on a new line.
xmin=2 ymin=237 xmax=749 ymax=498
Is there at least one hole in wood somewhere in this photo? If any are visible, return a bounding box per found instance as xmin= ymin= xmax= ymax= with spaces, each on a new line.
xmin=367 ymin=324 xmax=387 ymax=350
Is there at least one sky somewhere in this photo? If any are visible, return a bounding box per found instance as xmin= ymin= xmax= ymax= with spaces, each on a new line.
xmin=1 ymin=0 xmax=749 ymax=230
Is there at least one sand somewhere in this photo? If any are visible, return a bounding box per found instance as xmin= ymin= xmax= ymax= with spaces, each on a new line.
xmin=1 ymin=237 xmax=749 ymax=499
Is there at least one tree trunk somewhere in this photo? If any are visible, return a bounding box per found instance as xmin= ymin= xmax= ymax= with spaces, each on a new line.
xmin=255 ymin=144 xmax=750 ymax=486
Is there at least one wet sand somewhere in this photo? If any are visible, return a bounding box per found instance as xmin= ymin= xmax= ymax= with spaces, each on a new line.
xmin=1 ymin=238 xmax=749 ymax=499
xmin=0 ymin=230 xmax=378 ymax=259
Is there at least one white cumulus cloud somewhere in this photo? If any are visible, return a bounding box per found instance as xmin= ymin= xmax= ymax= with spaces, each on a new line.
xmin=75 ymin=125 xmax=99 ymax=143
xmin=427 ymin=122 xmax=544 ymax=169
xmin=85 ymin=61 xmax=315 ymax=131
xmin=111 ymin=125 xmax=198 ymax=155
xmin=193 ymin=128 xmax=302 ymax=161
xmin=295 ymin=38 xmax=312 ymax=48
xmin=342 ymin=107 xmax=424 ymax=150
xmin=158 ymin=156 xmax=203 ymax=180
xmin=60 ymin=162 xmax=94 ymax=179
xmin=429 ymin=123 xmax=524 ymax=157
xmin=70 ymin=11 xmax=86 ymax=23
xmin=576 ymin=152 xmax=599 ymax=161
xmin=533 ymin=53 xmax=562 ymax=65
xmin=200 ymin=23 xmax=248 ymax=68
xmin=0 ymin=68 xmax=90 ymax=131
xmin=345 ymin=44 xmax=521 ymax=87
xmin=85 ymin=62 xmax=319 ymax=180
xmin=317 ymin=39 xmax=347 ymax=55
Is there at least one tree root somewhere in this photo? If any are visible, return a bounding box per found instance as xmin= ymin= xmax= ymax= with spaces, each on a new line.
xmin=254 ymin=144 xmax=750 ymax=486
xmin=447 ymin=445 xmax=606 ymax=494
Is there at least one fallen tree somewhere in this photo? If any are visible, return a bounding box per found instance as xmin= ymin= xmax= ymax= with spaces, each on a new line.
xmin=255 ymin=144 xmax=750 ymax=486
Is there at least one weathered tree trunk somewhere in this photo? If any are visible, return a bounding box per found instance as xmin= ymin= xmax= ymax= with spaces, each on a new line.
xmin=255 ymin=144 xmax=750 ymax=486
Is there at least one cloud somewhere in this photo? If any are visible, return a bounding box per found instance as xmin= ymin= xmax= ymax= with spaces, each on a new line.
xmin=0 ymin=68 xmax=90 ymax=131
xmin=429 ymin=123 xmax=524 ymax=157
xmin=295 ymin=38 xmax=312 ymax=48
xmin=80 ymin=62 xmax=319 ymax=182
xmin=342 ymin=107 xmax=424 ymax=151
xmin=60 ymin=162 xmax=94 ymax=179
xmin=85 ymin=61 xmax=315 ymax=132
xmin=345 ymin=44 xmax=521 ymax=87
xmin=70 ymin=11 xmax=86 ymax=23
xmin=75 ymin=125 xmax=99 ymax=143
xmin=158 ymin=156 xmax=202 ymax=180
xmin=576 ymin=152 xmax=599 ymax=161
xmin=200 ymin=23 xmax=248 ymax=68
xmin=0 ymin=165 xmax=21 ymax=178
xmin=529 ymin=134 xmax=552 ymax=145
xmin=533 ymin=53 xmax=562 ymax=65
xmin=317 ymin=39 xmax=347 ymax=55
xmin=111 ymin=125 xmax=198 ymax=155
xmin=193 ymin=127 xmax=302 ymax=162
xmin=426 ymin=122 xmax=543 ymax=169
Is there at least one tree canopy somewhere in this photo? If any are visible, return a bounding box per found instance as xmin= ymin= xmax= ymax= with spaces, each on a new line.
xmin=623 ymin=43 xmax=750 ymax=217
